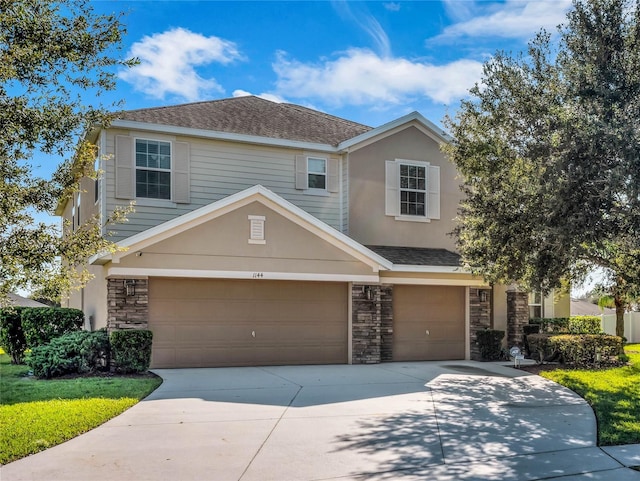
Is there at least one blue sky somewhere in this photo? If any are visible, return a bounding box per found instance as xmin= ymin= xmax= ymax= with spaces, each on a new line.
xmin=89 ymin=0 xmax=572 ymax=128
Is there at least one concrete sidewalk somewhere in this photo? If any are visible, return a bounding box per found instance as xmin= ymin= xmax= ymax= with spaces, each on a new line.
xmin=2 ymin=361 xmax=639 ymax=480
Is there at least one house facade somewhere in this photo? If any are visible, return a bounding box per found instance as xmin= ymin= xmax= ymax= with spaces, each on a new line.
xmin=59 ymin=96 xmax=569 ymax=368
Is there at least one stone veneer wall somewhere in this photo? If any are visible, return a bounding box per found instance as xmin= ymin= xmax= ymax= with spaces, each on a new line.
xmin=507 ymin=290 xmax=528 ymax=349
xmin=469 ymin=288 xmax=492 ymax=360
xmin=351 ymin=284 xmax=393 ymax=364
xmin=380 ymin=285 xmax=393 ymax=362
xmin=107 ymin=278 xmax=149 ymax=331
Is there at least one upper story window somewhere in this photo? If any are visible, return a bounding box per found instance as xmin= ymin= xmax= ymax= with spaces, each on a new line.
xmin=135 ymin=139 xmax=171 ymax=200
xmin=295 ymin=154 xmax=339 ymax=194
xmin=385 ymin=159 xmax=440 ymax=222
xmin=307 ymin=157 xmax=327 ymax=190
xmin=529 ymin=291 xmax=543 ymax=319
xmin=400 ymin=164 xmax=426 ymax=216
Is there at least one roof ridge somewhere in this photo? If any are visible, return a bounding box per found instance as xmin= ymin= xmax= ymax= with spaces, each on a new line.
xmin=119 ymin=96 xmax=272 ymax=115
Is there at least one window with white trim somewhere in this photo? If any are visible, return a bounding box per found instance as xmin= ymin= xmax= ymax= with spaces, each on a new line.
xmin=400 ymin=164 xmax=426 ymax=216
xmin=135 ymin=139 xmax=171 ymax=200
xmin=307 ymin=157 xmax=327 ymax=190
xmin=529 ymin=291 xmax=543 ymax=319
xmin=385 ymin=159 xmax=440 ymax=221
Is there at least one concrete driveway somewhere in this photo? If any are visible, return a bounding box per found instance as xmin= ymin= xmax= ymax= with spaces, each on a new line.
xmin=2 ymin=361 xmax=639 ymax=481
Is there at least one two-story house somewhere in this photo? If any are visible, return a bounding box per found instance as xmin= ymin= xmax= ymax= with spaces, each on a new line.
xmin=59 ymin=96 xmax=569 ymax=368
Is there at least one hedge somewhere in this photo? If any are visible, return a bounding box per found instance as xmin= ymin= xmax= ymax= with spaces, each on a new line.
xmin=0 ymin=307 xmax=84 ymax=364
xmin=476 ymin=329 xmax=505 ymax=361
xmin=110 ymin=330 xmax=153 ymax=373
xmin=529 ymin=316 xmax=602 ymax=334
xmin=527 ymin=333 xmax=623 ymax=367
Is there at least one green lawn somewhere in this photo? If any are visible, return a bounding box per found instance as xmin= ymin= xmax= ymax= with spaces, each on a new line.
xmin=541 ymin=344 xmax=640 ymax=446
xmin=0 ymin=351 xmax=162 ymax=465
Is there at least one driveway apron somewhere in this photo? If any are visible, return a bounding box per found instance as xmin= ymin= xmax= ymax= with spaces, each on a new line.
xmin=2 ymin=361 xmax=639 ymax=481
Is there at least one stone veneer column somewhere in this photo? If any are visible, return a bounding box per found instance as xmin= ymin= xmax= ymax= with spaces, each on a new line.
xmin=379 ymin=285 xmax=393 ymax=362
xmin=107 ymin=278 xmax=149 ymax=331
xmin=507 ymin=290 xmax=528 ymax=349
xmin=469 ymin=288 xmax=492 ymax=360
xmin=352 ymin=284 xmax=388 ymax=364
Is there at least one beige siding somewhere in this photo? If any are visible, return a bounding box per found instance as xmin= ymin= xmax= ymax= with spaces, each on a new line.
xmin=114 ymin=201 xmax=374 ymax=277
xmin=348 ymin=125 xmax=462 ymax=250
xmin=82 ymin=265 xmax=109 ymax=330
xmin=104 ymin=129 xmax=344 ymax=242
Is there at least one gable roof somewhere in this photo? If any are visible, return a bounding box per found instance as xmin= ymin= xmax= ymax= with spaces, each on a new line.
xmin=117 ymin=96 xmax=372 ymax=146
xmin=5 ymin=293 xmax=48 ymax=307
xmin=92 ymin=185 xmax=392 ymax=272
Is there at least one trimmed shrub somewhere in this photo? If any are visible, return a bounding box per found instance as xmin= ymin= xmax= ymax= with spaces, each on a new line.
xmin=0 ymin=307 xmax=27 ymax=364
xmin=476 ymin=329 xmax=505 ymax=361
xmin=22 ymin=308 xmax=84 ymax=347
xmin=529 ymin=316 xmax=602 ymax=334
xmin=549 ymin=334 xmax=622 ymax=367
xmin=27 ymin=330 xmax=110 ymax=379
xmin=527 ymin=333 xmax=623 ymax=367
xmin=110 ymin=330 xmax=153 ymax=373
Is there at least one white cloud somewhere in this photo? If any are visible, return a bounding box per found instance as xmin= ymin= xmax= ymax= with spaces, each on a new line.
xmin=273 ymin=49 xmax=483 ymax=106
xmin=383 ymin=3 xmax=401 ymax=12
xmin=436 ymin=0 xmax=572 ymax=41
xmin=120 ymin=28 xmax=243 ymax=101
xmin=332 ymin=1 xmax=391 ymax=57
xmin=232 ymin=89 xmax=286 ymax=103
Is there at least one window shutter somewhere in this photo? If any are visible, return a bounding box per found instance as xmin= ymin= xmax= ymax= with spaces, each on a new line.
xmin=385 ymin=160 xmax=399 ymax=216
xmin=327 ymin=157 xmax=339 ymax=193
xmin=295 ymin=155 xmax=308 ymax=190
xmin=173 ymin=141 xmax=190 ymax=204
xmin=427 ymin=165 xmax=440 ymax=220
xmin=115 ymin=135 xmax=134 ymax=200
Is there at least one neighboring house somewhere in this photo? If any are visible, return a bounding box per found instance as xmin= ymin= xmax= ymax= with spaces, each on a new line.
xmin=571 ymin=298 xmax=614 ymax=317
xmin=58 ymin=96 xmax=569 ymax=368
xmin=4 ymin=293 xmax=48 ymax=308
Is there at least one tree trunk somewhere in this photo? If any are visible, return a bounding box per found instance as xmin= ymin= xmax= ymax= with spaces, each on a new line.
xmin=614 ymin=293 xmax=625 ymax=339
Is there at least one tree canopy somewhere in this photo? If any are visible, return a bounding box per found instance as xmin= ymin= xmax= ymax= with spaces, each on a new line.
xmin=0 ymin=0 xmax=134 ymax=303
xmin=445 ymin=0 xmax=640 ymax=336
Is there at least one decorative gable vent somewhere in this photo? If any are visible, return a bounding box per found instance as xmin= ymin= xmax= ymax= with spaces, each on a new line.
xmin=248 ymin=215 xmax=266 ymax=244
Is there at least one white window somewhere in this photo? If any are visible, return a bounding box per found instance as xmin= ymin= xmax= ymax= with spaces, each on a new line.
xmin=135 ymin=139 xmax=171 ymax=200
xmin=307 ymin=157 xmax=327 ymax=190
xmin=295 ymin=154 xmax=339 ymax=193
xmin=529 ymin=291 xmax=543 ymax=319
xmin=385 ymin=159 xmax=440 ymax=222
xmin=94 ymin=157 xmax=100 ymax=204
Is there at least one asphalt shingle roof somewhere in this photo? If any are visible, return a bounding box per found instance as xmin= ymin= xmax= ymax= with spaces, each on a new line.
xmin=366 ymin=246 xmax=462 ymax=267
xmin=118 ymin=96 xmax=372 ymax=146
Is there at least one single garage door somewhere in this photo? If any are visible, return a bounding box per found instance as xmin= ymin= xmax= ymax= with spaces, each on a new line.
xmin=148 ymin=278 xmax=348 ymax=368
xmin=393 ymin=285 xmax=465 ymax=361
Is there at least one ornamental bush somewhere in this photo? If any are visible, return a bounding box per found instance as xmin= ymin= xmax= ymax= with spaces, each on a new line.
xmin=27 ymin=329 xmax=110 ymax=379
xmin=0 ymin=307 xmax=84 ymax=364
xmin=476 ymin=329 xmax=505 ymax=361
xmin=110 ymin=329 xmax=153 ymax=373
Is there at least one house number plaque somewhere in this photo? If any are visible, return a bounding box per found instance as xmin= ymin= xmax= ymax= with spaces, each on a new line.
xmin=252 ymin=272 xmax=264 ymax=278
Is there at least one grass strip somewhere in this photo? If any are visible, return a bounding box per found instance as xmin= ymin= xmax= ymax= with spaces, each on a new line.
xmin=541 ymin=344 xmax=640 ymax=446
xmin=0 ymin=351 xmax=161 ymax=465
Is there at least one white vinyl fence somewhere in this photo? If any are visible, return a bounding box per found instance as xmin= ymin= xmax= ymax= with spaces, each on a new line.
xmin=601 ymin=311 xmax=640 ymax=343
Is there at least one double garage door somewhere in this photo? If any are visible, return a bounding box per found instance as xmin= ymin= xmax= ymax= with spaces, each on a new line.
xmin=148 ymin=278 xmax=348 ymax=368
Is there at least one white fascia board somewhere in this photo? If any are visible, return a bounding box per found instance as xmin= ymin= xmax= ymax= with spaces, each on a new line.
xmin=391 ymin=264 xmax=469 ymax=274
xmin=383 ymin=277 xmax=488 ymax=287
xmin=92 ymin=184 xmax=392 ymax=271
xmin=110 ymin=119 xmax=339 ymax=153
xmin=107 ymin=267 xmax=380 ymax=284
xmin=338 ymin=112 xmax=453 ymax=151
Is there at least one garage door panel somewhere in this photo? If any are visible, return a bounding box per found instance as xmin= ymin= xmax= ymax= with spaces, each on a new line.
xmin=393 ymin=285 xmax=466 ymax=361
xmin=148 ymin=278 xmax=347 ymax=368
